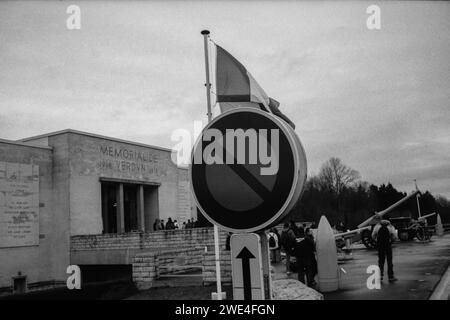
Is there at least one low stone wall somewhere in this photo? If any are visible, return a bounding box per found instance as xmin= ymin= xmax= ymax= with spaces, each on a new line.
xmin=156 ymin=247 xmax=205 ymax=276
xmin=202 ymin=250 xmax=232 ymax=285
xmin=71 ymin=227 xmax=232 ymax=289
xmin=132 ymin=253 xmax=157 ymax=290
xmin=71 ymin=227 xmax=228 ymax=252
xmin=132 ymin=247 xmax=232 ymax=290
xmin=132 ymin=246 xmax=206 ymax=290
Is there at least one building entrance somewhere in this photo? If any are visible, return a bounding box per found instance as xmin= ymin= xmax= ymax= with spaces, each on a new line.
xmin=101 ymin=179 xmax=159 ymax=234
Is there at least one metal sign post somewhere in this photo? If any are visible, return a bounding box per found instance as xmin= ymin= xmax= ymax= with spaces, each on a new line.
xmin=193 ymin=37 xmax=307 ymax=300
xmin=200 ymin=29 xmax=224 ymax=300
xmin=190 ymin=107 xmax=307 ymax=300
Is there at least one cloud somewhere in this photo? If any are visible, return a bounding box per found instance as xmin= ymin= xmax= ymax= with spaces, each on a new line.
xmin=0 ymin=1 xmax=449 ymax=198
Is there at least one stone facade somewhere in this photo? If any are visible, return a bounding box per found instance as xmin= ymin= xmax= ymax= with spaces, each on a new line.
xmin=0 ymin=139 xmax=69 ymax=293
xmin=22 ymin=130 xmax=196 ymax=235
xmin=0 ymin=129 xmax=198 ymax=294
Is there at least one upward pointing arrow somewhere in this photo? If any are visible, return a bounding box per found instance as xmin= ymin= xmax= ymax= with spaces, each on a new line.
xmin=236 ymin=247 xmax=256 ymax=300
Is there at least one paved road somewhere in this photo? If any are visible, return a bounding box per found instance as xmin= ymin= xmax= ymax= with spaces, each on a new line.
xmin=272 ymin=234 xmax=450 ymax=300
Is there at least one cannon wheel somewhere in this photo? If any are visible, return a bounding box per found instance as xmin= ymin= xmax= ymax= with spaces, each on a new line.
xmin=362 ymin=229 xmax=376 ymax=249
xmin=416 ymin=227 xmax=431 ymax=241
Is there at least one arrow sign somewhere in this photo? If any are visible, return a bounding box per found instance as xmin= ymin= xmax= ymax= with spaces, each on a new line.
xmin=231 ymin=233 xmax=265 ymax=300
xmin=236 ymin=247 xmax=255 ymax=300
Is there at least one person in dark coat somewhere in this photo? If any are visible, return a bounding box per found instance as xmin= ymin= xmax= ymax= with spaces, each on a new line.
xmin=289 ymin=220 xmax=301 ymax=237
xmin=305 ymin=227 xmax=317 ymax=278
xmin=280 ymin=222 xmax=296 ymax=274
xmin=305 ymin=227 xmax=313 ymax=241
xmin=372 ymin=214 xmax=398 ymax=282
xmin=225 ymin=232 xmax=232 ymax=251
xmin=293 ymin=228 xmax=317 ymax=287
xmin=165 ymin=218 xmax=175 ymax=230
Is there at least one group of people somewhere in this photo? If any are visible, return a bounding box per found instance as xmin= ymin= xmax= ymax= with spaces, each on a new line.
xmin=276 ymin=216 xmax=398 ymax=287
xmin=153 ymin=218 xmax=177 ymax=230
xmin=152 ymin=218 xmax=199 ymax=231
xmin=227 ymin=216 xmax=399 ymax=289
xmin=226 ymin=224 xmax=316 ymax=287
xmin=277 ymin=221 xmax=318 ymax=287
xmin=227 ymin=212 xmax=401 ymax=291
xmin=266 ymin=222 xmax=317 ymax=287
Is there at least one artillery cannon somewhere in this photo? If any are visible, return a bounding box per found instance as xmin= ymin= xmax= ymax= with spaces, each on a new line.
xmin=391 ymin=212 xmax=436 ymax=242
xmin=334 ymin=187 xmax=438 ymax=250
xmin=357 ymin=189 xmax=421 ymax=249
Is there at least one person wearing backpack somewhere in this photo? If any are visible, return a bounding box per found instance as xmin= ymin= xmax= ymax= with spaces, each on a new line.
xmin=273 ymin=227 xmax=282 ymax=263
xmin=280 ymin=222 xmax=296 ymax=275
xmin=268 ymin=229 xmax=279 ymax=263
xmin=372 ymin=214 xmax=398 ymax=282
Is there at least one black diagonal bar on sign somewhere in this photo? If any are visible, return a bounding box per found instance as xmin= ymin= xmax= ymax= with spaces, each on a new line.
xmin=228 ymin=163 xmax=271 ymax=200
xmin=213 ymin=139 xmax=273 ymax=201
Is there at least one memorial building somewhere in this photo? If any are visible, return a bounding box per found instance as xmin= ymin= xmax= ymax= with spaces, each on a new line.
xmin=0 ymin=129 xmax=196 ymax=294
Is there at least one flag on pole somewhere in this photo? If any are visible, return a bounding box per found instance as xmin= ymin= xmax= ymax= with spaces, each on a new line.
xmin=215 ymin=45 xmax=295 ymax=128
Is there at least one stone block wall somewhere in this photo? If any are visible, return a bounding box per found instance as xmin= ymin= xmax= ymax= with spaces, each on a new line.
xmin=132 ymin=247 xmax=232 ymax=290
xmin=71 ymin=227 xmax=234 ymax=290
xmin=132 ymin=246 xmax=205 ymax=290
xmin=155 ymin=246 xmax=205 ymax=276
xmin=202 ymin=250 xmax=232 ymax=285
xmin=70 ymin=227 xmax=228 ymax=252
xmin=132 ymin=253 xmax=157 ymax=290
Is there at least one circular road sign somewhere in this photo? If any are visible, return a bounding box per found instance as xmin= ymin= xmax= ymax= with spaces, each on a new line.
xmin=190 ymin=107 xmax=307 ymax=233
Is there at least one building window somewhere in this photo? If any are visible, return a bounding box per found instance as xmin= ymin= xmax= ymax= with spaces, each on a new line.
xmin=100 ymin=179 xmax=159 ymax=234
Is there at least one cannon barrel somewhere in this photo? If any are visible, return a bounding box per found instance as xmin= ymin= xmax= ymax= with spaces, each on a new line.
xmin=357 ymin=189 xmax=421 ymax=228
xmin=418 ymin=212 xmax=436 ymax=220
xmin=334 ymin=226 xmax=371 ymax=239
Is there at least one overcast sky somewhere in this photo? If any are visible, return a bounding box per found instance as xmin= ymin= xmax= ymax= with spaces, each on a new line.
xmin=0 ymin=1 xmax=449 ymax=198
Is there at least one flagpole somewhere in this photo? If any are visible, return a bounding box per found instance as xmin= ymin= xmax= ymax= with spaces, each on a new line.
xmin=201 ymin=29 xmax=223 ymax=300
xmin=201 ymin=30 xmax=213 ymax=122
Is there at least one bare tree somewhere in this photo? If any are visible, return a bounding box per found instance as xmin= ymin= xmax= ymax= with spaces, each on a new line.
xmin=318 ymin=157 xmax=360 ymax=196
xmin=318 ymin=157 xmax=360 ymax=228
